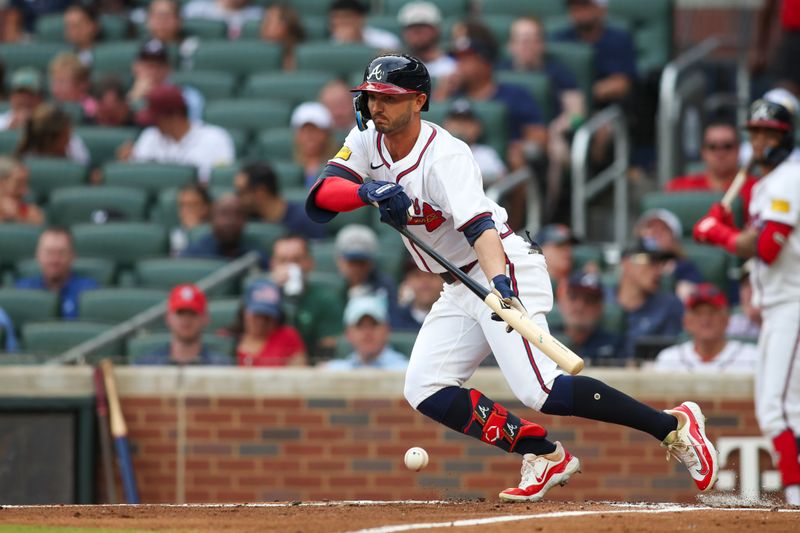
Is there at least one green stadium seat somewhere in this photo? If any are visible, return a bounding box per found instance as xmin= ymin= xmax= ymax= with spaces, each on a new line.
xmin=170 ymin=70 xmax=237 ymax=101
xmin=71 ymin=222 xmax=168 ymax=269
xmin=309 ymin=241 xmax=337 ymax=274
xmin=149 ymin=187 xmax=179 ymax=228
xmin=240 ymin=71 xmax=333 ymax=104
xmin=273 ymin=161 xmax=305 ymax=190
xmin=74 ymin=127 xmax=139 ymax=168
xmin=34 ymin=14 xmax=65 ymax=41
xmin=244 ymin=222 xmax=286 ymax=252
xmin=98 ymin=15 xmax=132 ymax=41
xmin=134 ymin=258 xmax=237 ymax=296
xmin=204 ymin=99 xmax=291 ymax=134
xmin=191 ymin=41 xmax=282 ymax=76
xmin=208 ymin=298 xmax=241 ymax=331
xmin=92 ymin=42 xmax=140 ymax=76
xmin=0 ymin=129 xmax=22 ymax=155
xmin=0 ymin=42 xmax=67 ymax=71
xmin=0 ymin=225 xmax=43 ymax=271
xmin=47 ymin=186 xmax=148 ymax=226
xmin=15 ymin=257 xmax=115 ymax=286
xmin=608 ymin=0 xmax=673 ymax=74
xmin=209 ymin=165 xmax=240 ymax=189
xmin=226 ymin=128 xmax=250 ymax=158
xmin=389 ymin=330 xmax=417 ymax=357
xmin=0 ymin=289 xmax=58 ymax=331
xmin=306 ymin=271 xmax=345 ymax=294
xmin=126 ymin=332 xmax=235 ymax=361
xmin=481 ymin=14 xmax=517 ymax=48
xmin=255 ymin=128 xmax=294 ymax=161
xmin=601 ymin=303 xmax=625 ymax=336
xmin=572 ymin=243 xmax=604 ymax=272
xmin=427 ymin=100 xmax=509 ymax=156
xmin=23 ymin=157 xmax=86 ymax=203
xmin=478 ymin=0 xmax=565 ymax=17
xmin=495 ymin=71 xmax=552 ymax=120
xmin=183 ymin=18 xmax=228 ymax=39
xmin=294 ymin=43 xmax=378 ymax=77
xmin=546 ymin=42 xmax=594 ymax=109
xmin=79 ymin=288 xmax=167 ymax=323
xmin=22 ymin=321 xmax=121 ymax=359
xmin=102 ymin=162 xmax=197 ymax=197
xmin=241 ymin=13 xmax=328 ymax=40
xmin=366 ymin=15 xmax=402 ymax=37
xmin=382 ymin=0 xmax=468 ymax=17
xmin=683 ymin=242 xmax=731 ymax=290
xmin=640 ymin=191 xmax=743 ymax=238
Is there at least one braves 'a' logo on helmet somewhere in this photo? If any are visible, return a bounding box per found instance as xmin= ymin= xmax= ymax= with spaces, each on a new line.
xmin=368 ymin=65 xmax=383 ymax=81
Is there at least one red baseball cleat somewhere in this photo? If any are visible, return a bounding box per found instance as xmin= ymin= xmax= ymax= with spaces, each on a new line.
xmin=499 ymin=441 xmax=581 ymax=502
xmin=662 ymin=401 xmax=719 ymax=491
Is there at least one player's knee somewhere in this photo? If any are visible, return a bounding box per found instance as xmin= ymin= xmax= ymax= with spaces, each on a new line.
xmin=403 ymin=380 xmax=424 ymax=410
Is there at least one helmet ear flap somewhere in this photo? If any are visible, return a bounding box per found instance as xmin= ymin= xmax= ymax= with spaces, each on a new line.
xmin=353 ymin=93 xmax=370 ymax=131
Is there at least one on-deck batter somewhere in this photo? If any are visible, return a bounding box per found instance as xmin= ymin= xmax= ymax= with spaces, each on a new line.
xmin=306 ymin=54 xmax=719 ymax=501
xmin=694 ymin=98 xmax=800 ymax=506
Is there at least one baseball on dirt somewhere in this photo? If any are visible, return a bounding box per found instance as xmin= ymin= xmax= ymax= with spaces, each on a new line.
xmin=404 ymin=447 xmax=429 ymax=471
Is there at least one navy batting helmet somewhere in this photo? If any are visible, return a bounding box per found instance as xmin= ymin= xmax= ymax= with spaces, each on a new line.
xmin=351 ymin=54 xmax=431 ymax=131
xmin=746 ymin=99 xmax=795 ymax=167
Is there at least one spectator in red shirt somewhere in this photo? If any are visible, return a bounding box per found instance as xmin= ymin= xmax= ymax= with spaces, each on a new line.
xmin=236 ymin=278 xmax=307 ymax=367
xmin=666 ymin=121 xmax=757 ymax=220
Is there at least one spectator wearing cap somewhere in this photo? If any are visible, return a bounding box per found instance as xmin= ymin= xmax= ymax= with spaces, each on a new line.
xmin=397 ymin=1 xmax=455 ymax=79
xmin=64 ymin=3 xmax=102 ymax=66
xmin=443 ymin=99 xmax=506 ymax=187
xmin=325 ymin=295 xmax=408 ymax=370
xmin=128 ymin=39 xmax=205 ymax=125
xmin=0 ymin=68 xmax=44 ymax=130
xmin=269 ymin=234 xmax=345 ymax=363
xmin=146 ymin=0 xmax=199 ymax=68
xmin=726 ymin=260 xmax=761 ymax=341
xmin=86 ymin=76 xmax=135 ymax=127
xmin=15 ymin=103 xmax=90 ymax=165
xmin=553 ymin=271 xmax=621 ymax=365
xmin=182 ymin=0 xmax=263 ymax=40
xmin=536 ymin=224 xmax=580 ymax=298
xmin=328 ymin=0 xmax=401 ymax=51
xmin=653 ymin=283 xmax=758 ymax=373
xmin=635 ymin=208 xmax=704 ymax=302
xmin=551 ymin=0 xmax=637 ymax=108
xmin=291 ymin=102 xmax=337 ymax=187
xmin=122 ymin=85 xmax=234 ymax=183
xmin=134 ymin=284 xmax=232 ymax=365
xmin=234 ymin=162 xmax=326 ymax=240
xmin=392 ymin=260 xmax=443 ymax=332
xmin=260 ymin=2 xmax=306 ymax=70
xmin=319 ymin=79 xmax=356 ymax=134
xmin=667 ymin=122 xmax=758 ymax=222
xmin=335 ymin=224 xmax=399 ymax=321
xmin=181 ymin=193 xmax=268 ymax=267
xmin=15 ymin=228 xmax=99 ymax=319
xmin=0 ymin=156 xmax=43 ymax=225
xmin=615 ymin=240 xmax=684 ymax=359
xmin=499 ymin=16 xmax=586 ymax=219
xmin=48 ymin=53 xmax=94 ymax=117
xmin=236 ymin=278 xmax=307 ymax=367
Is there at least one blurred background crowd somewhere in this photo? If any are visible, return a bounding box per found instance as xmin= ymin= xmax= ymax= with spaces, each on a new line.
xmin=0 ymin=0 xmax=794 ymax=371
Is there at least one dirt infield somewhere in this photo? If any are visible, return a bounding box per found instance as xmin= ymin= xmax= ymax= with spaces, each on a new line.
xmin=0 ymin=501 xmax=798 ymax=533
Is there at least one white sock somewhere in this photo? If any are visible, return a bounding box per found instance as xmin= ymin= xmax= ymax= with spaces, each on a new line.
xmin=786 ymin=484 xmax=800 ymax=506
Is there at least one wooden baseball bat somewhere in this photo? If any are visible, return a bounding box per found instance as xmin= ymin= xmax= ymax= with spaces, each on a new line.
xmin=93 ymin=366 xmax=118 ymax=504
xmin=390 ymin=223 xmax=584 ymax=375
xmin=100 ymin=359 xmax=140 ymax=504
xmin=721 ymin=159 xmax=752 ymax=211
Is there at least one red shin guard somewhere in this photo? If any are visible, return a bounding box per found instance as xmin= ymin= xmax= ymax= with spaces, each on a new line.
xmin=773 ymin=429 xmax=800 ymax=486
xmin=462 ymin=389 xmax=547 ymax=453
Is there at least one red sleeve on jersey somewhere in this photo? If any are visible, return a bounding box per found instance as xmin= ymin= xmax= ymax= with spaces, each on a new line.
xmin=757 ymin=220 xmax=793 ymax=264
xmin=315 ymin=176 xmax=366 ymax=212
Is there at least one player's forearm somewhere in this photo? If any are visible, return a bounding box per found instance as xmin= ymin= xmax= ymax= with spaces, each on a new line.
xmin=732 ymin=228 xmax=759 ymax=259
xmin=473 ymin=229 xmax=506 ymax=280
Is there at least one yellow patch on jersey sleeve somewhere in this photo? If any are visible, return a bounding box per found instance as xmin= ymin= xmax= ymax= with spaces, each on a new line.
xmin=771 ymin=199 xmax=791 ymax=213
xmin=334 ymin=146 xmax=352 ymax=161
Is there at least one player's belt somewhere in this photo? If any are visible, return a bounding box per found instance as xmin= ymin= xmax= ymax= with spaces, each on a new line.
xmin=439 ymin=260 xmax=479 ymax=285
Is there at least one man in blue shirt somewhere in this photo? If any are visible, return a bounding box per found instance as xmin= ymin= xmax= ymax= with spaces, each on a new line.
xmin=133 ymin=284 xmax=231 ymax=366
xmin=233 ymin=162 xmax=326 ymax=240
xmin=551 ymin=0 xmax=637 ymax=108
xmin=614 ymin=240 xmax=684 ymax=359
xmin=15 ymin=228 xmax=99 ymax=319
xmin=325 ymin=295 xmax=408 ymax=371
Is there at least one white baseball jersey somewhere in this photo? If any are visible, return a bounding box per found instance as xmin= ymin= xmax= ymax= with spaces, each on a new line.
xmin=748 ymin=159 xmax=800 ymax=308
xmin=652 ymin=340 xmax=758 ymax=373
xmin=329 ymin=120 xmax=512 ymax=273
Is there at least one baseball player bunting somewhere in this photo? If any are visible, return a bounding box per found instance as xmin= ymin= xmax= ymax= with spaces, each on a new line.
xmin=307 ymin=54 xmax=719 ymax=501
xmin=694 ymin=98 xmax=800 ymax=506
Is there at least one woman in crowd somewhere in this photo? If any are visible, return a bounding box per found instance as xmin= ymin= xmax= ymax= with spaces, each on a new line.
xmin=15 ymin=103 xmax=90 ymax=165
xmin=0 ymin=156 xmax=43 ymax=224
xmin=259 ymin=2 xmax=305 ymax=70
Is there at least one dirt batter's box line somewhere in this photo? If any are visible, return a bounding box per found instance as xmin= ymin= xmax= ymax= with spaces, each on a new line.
xmin=343 ymin=504 xmax=800 ymax=533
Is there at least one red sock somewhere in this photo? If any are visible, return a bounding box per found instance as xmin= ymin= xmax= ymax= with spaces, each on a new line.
xmin=773 ymin=429 xmax=800 ymax=486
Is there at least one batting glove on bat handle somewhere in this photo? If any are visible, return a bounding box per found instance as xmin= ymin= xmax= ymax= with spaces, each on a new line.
xmin=358 ymin=180 xmax=412 ymax=228
xmin=490 ymin=274 xmax=527 ymax=333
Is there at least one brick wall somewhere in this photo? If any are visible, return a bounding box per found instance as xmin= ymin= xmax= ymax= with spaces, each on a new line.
xmin=118 ymin=394 xmax=768 ymax=504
